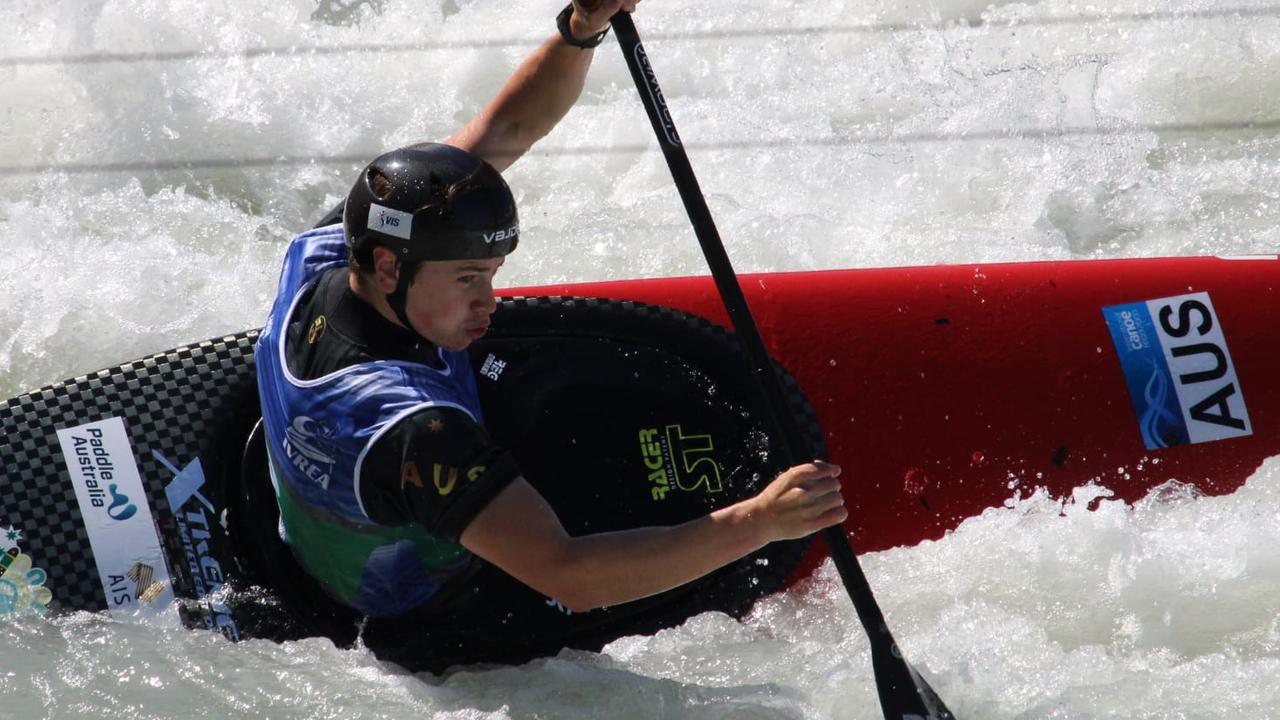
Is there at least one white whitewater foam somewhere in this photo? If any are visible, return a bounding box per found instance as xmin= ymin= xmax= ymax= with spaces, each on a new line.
xmin=3 ymin=0 xmax=1280 ymax=717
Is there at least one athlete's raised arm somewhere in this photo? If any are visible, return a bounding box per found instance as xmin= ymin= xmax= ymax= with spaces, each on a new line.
xmin=445 ymin=0 xmax=639 ymax=172
xmin=459 ymin=462 xmax=846 ymax=613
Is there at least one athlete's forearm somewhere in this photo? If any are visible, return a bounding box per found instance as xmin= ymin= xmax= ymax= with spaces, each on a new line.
xmin=548 ymin=500 xmax=770 ymax=612
xmin=446 ymin=33 xmax=596 ymax=173
xmin=542 ymin=462 xmax=846 ymax=610
xmin=461 ymin=463 xmax=843 ymax=613
xmin=460 ymin=477 xmax=774 ymax=614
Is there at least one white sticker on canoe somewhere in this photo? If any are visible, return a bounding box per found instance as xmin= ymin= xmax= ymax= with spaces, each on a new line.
xmin=1102 ymin=292 xmax=1251 ymax=450
xmin=56 ymin=417 xmax=176 ymax=617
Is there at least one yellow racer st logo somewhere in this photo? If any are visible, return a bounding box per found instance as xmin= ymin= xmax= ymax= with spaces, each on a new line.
xmin=638 ymin=424 xmax=722 ymax=501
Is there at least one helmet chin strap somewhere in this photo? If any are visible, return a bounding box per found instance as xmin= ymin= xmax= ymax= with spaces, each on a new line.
xmin=384 ymin=261 xmax=435 ymax=349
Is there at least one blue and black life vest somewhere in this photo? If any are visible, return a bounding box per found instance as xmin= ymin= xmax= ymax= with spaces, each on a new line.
xmin=254 ymin=226 xmax=484 ymax=616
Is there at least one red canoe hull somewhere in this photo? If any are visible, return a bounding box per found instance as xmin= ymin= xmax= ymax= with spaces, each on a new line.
xmin=506 ymin=256 xmax=1280 ymax=584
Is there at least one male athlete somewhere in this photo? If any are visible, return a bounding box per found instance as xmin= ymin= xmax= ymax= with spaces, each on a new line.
xmin=254 ymin=0 xmax=846 ymax=670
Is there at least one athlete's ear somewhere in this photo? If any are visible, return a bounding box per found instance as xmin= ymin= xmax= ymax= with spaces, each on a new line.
xmin=370 ymin=245 xmax=401 ymax=294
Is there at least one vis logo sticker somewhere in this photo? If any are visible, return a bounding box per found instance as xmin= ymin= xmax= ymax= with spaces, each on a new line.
xmin=369 ymin=203 xmax=413 ymax=241
xmin=1102 ymin=292 xmax=1251 ymax=450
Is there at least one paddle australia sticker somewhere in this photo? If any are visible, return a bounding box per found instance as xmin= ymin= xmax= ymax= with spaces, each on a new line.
xmin=1102 ymin=292 xmax=1251 ymax=450
xmin=55 ymin=417 xmax=176 ymax=617
xmin=1 ymin=521 xmax=53 ymax=619
xmin=638 ymin=424 xmax=723 ymax=501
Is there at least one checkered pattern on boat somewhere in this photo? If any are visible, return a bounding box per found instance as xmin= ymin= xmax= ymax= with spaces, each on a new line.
xmin=0 ymin=332 xmax=260 ymax=612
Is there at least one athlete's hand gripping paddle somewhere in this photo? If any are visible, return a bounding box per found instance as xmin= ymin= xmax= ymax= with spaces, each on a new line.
xmin=609 ymin=12 xmax=957 ymax=720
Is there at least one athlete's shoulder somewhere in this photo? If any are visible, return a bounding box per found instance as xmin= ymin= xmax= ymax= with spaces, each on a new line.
xmin=399 ymin=404 xmax=490 ymax=447
xmin=359 ymin=404 xmax=520 ymax=539
xmin=371 ymin=405 xmax=492 ymax=480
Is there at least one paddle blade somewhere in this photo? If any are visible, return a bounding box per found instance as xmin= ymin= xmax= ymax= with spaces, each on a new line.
xmin=870 ymin=640 xmax=956 ymax=720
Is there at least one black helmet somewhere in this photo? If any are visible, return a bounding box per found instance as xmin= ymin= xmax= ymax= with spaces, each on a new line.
xmin=344 ymin=143 xmax=519 ymax=268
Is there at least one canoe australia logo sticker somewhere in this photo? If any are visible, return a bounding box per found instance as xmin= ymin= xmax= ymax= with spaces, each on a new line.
xmin=1102 ymin=292 xmax=1251 ymax=450
xmin=0 ymin=523 xmax=53 ymax=619
xmin=638 ymin=424 xmax=723 ymax=500
xmin=55 ymin=417 xmax=176 ymax=618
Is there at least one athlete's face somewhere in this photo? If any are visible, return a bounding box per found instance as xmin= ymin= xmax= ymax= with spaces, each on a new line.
xmin=403 ymin=256 xmax=504 ymax=351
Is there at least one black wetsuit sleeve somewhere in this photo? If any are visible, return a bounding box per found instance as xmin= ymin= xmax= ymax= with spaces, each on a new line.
xmin=358 ymin=406 xmax=522 ymax=541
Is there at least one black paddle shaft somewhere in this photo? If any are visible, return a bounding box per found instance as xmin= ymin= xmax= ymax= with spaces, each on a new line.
xmin=608 ymin=12 xmax=956 ymax=720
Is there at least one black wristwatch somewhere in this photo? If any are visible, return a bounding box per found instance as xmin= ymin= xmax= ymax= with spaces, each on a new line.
xmin=556 ymin=4 xmax=610 ymax=49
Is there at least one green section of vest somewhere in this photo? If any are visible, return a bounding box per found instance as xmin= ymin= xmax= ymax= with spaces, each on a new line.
xmin=274 ymin=470 xmax=469 ymax=606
